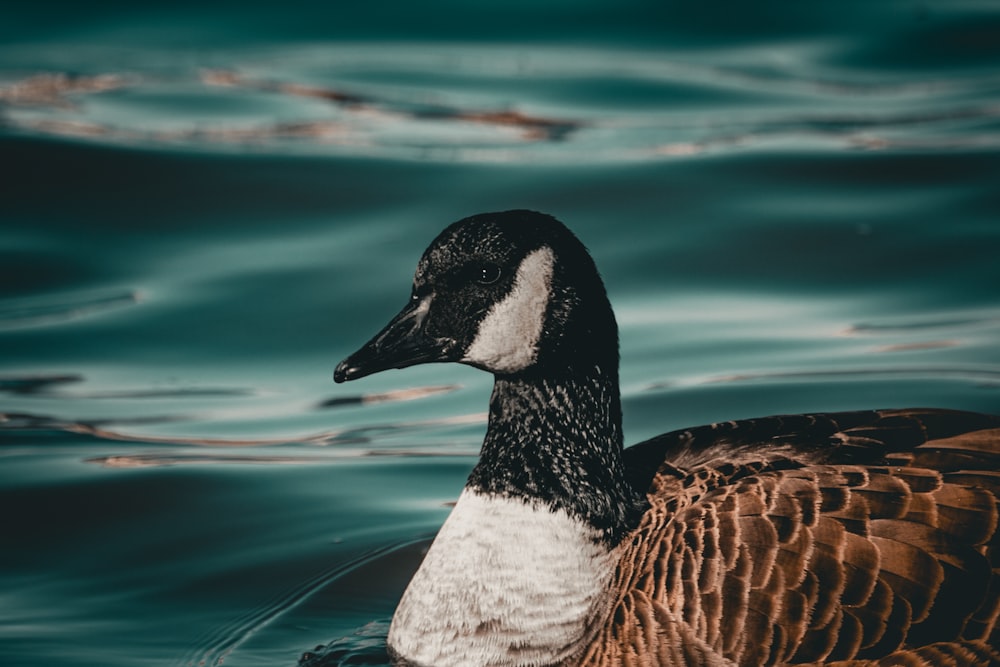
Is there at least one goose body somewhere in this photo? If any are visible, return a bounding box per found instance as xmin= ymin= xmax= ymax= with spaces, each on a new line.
xmin=333 ymin=210 xmax=1000 ymax=666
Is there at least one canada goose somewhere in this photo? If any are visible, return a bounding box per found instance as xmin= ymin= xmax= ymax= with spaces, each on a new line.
xmin=333 ymin=210 xmax=1000 ymax=666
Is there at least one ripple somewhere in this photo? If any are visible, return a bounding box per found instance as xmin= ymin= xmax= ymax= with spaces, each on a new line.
xmin=86 ymin=453 xmax=329 ymax=468
xmin=843 ymin=313 xmax=1000 ymax=334
xmin=0 ymin=373 xmax=256 ymax=400
xmin=181 ymin=541 xmax=424 ymax=667
xmin=201 ymin=68 xmax=583 ymax=141
xmin=873 ymin=340 xmax=959 ymax=353
xmin=1 ymin=409 xmax=486 ymax=455
xmin=0 ymin=72 xmax=136 ymax=106
xmin=81 ymin=387 xmax=259 ymax=400
xmin=318 ymin=384 xmax=460 ymax=409
xmin=2 ymin=65 xmax=583 ymax=156
xmin=669 ymin=365 xmax=1000 ymax=389
xmin=6 ymin=43 xmax=997 ymax=163
xmin=0 ymin=290 xmax=142 ymax=330
xmin=0 ymin=374 xmax=82 ymax=395
xmin=299 ymin=621 xmax=391 ymax=667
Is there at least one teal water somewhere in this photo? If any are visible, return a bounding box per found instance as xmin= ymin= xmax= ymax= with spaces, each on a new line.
xmin=3 ymin=3 xmax=1000 ymax=666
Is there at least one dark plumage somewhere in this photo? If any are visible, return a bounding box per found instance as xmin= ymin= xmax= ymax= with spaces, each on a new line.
xmin=333 ymin=210 xmax=1000 ymax=666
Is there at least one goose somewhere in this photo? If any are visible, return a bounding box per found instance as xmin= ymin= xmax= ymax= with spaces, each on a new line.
xmin=332 ymin=210 xmax=1000 ymax=667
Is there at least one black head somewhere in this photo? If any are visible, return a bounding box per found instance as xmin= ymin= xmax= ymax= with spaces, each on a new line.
xmin=334 ymin=210 xmax=618 ymax=383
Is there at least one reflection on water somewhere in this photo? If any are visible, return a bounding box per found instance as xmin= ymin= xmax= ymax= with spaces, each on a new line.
xmin=2 ymin=3 xmax=1000 ymax=666
xmin=0 ymin=61 xmax=583 ymax=154
xmin=0 ymin=72 xmax=135 ymax=106
xmin=5 ymin=41 xmax=1000 ymax=162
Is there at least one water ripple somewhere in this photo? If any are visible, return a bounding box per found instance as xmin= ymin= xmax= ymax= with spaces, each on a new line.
xmin=4 ymin=43 xmax=998 ymax=162
xmin=1 ymin=409 xmax=486 ymax=456
xmin=317 ymin=384 xmax=460 ymax=409
xmin=647 ymin=365 xmax=1000 ymax=391
xmin=0 ymin=290 xmax=142 ymax=330
xmin=180 ymin=541 xmax=422 ymax=667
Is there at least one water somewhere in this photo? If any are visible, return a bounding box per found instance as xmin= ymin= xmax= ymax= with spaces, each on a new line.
xmin=2 ymin=2 xmax=1000 ymax=665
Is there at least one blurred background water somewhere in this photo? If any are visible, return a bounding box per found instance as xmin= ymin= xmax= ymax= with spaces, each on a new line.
xmin=2 ymin=1 xmax=1000 ymax=665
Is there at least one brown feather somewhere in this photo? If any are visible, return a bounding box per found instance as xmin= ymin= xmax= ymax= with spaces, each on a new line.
xmin=838 ymin=531 xmax=880 ymax=607
xmin=824 ymin=489 xmax=872 ymax=536
xmin=868 ymin=535 xmax=944 ymax=623
xmin=848 ymin=578 xmax=894 ymax=649
xmin=856 ymin=590 xmax=911 ymax=659
xmin=575 ymin=409 xmax=1000 ymax=666
xmin=807 ymin=517 xmax=849 ymax=628
xmin=854 ymin=472 xmax=913 ymax=520
xmin=934 ymin=483 xmax=999 ymax=544
xmin=791 ymin=607 xmax=843 ymax=663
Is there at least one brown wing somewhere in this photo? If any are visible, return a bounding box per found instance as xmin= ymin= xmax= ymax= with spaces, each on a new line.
xmin=579 ymin=408 xmax=1000 ymax=666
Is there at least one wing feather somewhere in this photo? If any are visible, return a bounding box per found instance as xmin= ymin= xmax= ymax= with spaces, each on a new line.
xmin=580 ymin=408 xmax=1000 ymax=666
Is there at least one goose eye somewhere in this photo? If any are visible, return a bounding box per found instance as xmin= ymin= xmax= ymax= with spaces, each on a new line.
xmin=475 ymin=264 xmax=501 ymax=285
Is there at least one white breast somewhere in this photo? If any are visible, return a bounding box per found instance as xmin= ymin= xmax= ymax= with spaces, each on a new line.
xmin=387 ymin=488 xmax=617 ymax=667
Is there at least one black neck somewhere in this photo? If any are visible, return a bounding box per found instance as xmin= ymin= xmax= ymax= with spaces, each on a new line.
xmin=466 ymin=364 xmax=643 ymax=544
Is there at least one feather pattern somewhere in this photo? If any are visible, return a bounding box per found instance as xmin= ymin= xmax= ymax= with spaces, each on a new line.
xmin=580 ymin=408 xmax=1000 ymax=666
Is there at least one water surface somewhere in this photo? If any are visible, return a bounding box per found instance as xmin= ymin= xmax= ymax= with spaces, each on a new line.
xmin=2 ymin=3 xmax=1000 ymax=666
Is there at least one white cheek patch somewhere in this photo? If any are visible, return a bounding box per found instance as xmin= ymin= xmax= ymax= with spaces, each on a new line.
xmin=463 ymin=246 xmax=554 ymax=374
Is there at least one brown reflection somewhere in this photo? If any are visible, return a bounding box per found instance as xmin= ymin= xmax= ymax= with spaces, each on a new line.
xmin=201 ymin=69 xmax=370 ymax=106
xmin=3 ymin=68 xmax=582 ymax=146
xmin=418 ymin=108 xmax=581 ymax=141
xmin=0 ymin=72 xmax=135 ymax=107
xmin=201 ymin=68 xmax=583 ymax=142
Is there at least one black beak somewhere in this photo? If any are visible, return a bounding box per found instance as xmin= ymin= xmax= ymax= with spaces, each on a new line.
xmin=333 ymin=295 xmax=457 ymax=383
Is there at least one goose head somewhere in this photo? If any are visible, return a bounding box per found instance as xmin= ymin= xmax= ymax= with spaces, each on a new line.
xmin=334 ymin=209 xmax=619 ymax=384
